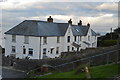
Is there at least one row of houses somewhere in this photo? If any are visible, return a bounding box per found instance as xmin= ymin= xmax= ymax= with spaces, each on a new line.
xmin=4 ymin=16 xmax=98 ymax=59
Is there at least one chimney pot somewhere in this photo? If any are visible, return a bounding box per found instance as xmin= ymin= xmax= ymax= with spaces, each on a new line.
xmin=78 ymin=20 xmax=82 ymax=26
xmin=68 ymin=19 xmax=72 ymax=24
xmin=87 ymin=23 xmax=90 ymax=27
xmin=47 ymin=16 xmax=53 ymax=22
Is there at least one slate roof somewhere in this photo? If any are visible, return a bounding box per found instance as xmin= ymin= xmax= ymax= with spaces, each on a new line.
xmin=5 ymin=20 xmax=98 ymax=36
xmin=91 ymin=29 xmax=98 ymax=36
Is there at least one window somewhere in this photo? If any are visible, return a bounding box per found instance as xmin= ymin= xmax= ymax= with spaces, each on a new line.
xmin=67 ymin=46 xmax=70 ymax=52
xmin=56 ymin=47 xmax=59 ymax=54
xmin=80 ymin=36 xmax=81 ymax=41
xmin=67 ymin=36 xmax=70 ymax=43
xmin=23 ymin=46 xmax=26 ymax=54
xmin=12 ymin=46 xmax=16 ymax=53
xmin=24 ymin=36 xmax=29 ymax=44
xmin=28 ymin=48 xmax=33 ymax=56
xmin=95 ymin=36 xmax=96 ymax=40
xmin=12 ymin=35 xmax=16 ymax=42
xmin=72 ymin=47 xmax=74 ymax=51
xmin=43 ymin=37 xmax=47 ymax=44
xmin=77 ymin=48 xmax=79 ymax=51
xmin=43 ymin=48 xmax=46 ymax=54
xmin=74 ymin=36 xmax=76 ymax=42
xmin=50 ymin=48 xmax=54 ymax=54
xmin=88 ymin=36 xmax=90 ymax=41
xmin=57 ymin=36 xmax=60 ymax=43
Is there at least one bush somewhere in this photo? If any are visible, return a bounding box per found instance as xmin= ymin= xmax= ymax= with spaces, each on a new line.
xmin=98 ymin=40 xmax=117 ymax=47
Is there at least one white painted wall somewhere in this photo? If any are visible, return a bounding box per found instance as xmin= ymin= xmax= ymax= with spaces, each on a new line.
xmin=41 ymin=36 xmax=63 ymax=59
xmin=5 ymin=35 xmax=40 ymax=59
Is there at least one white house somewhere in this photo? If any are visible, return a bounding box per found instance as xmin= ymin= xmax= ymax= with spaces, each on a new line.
xmin=4 ymin=16 xmax=98 ymax=59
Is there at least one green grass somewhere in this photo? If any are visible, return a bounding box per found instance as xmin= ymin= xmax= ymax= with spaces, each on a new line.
xmin=35 ymin=63 xmax=119 ymax=78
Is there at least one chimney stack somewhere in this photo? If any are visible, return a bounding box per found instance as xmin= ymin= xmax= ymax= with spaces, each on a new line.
xmin=47 ymin=16 xmax=53 ymax=22
xmin=87 ymin=23 xmax=90 ymax=27
xmin=78 ymin=20 xmax=82 ymax=26
xmin=68 ymin=19 xmax=72 ymax=24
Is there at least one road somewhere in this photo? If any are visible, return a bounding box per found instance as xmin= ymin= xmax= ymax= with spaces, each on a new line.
xmin=2 ymin=67 xmax=26 ymax=79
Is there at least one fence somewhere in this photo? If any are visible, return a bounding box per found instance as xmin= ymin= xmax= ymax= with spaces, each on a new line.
xmin=53 ymin=48 xmax=120 ymax=72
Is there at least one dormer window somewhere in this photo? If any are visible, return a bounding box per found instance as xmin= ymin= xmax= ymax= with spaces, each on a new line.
xmin=12 ymin=35 xmax=16 ymax=42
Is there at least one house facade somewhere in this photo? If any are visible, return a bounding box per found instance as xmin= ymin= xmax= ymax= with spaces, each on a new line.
xmin=5 ymin=16 xmax=98 ymax=59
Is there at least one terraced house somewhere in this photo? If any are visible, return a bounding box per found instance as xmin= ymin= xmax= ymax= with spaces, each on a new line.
xmin=5 ymin=16 xmax=98 ymax=59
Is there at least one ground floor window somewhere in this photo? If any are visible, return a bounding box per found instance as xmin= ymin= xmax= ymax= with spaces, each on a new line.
xmin=77 ymin=47 xmax=79 ymax=51
xmin=72 ymin=47 xmax=74 ymax=51
xmin=12 ymin=46 xmax=16 ymax=53
xmin=28 ymin=48 xmax=33 ymax=56
xmin=50 ymin=48 xmax=54 ymax=54
xmin=56 ymin=47 xmax=59 ymax=54
xmin=67 ymin=46 xmax=70 ymax=52
xmin=23 ymin=46 xmax=26 ymax=54
xmin=43 ymin=48 xmax=47 ymax=54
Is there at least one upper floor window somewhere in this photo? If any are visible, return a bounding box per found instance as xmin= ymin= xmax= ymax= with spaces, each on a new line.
xmin=43 ymin=37 xmax=47 ymax=44
xmin=67 ymin=36 xmax=70 ymax=43
xmin=24 ymin=36 xmax=29 ymax=44
xmin=80 ymin=36 xmax=81 ymax=41
xmin=12 ymin=46 xmax=16 ymax=53
xmin=12 ymin=35 xmax=16 ymax=42
xmin=28 ymin=48 xmax=33 ymax=56
xmin=57 ymin=36 xmax=60 ymax=43
xmin=88 ymin=36 xmax=90 ymax=41
xmin=56 ymin=47 xmax=59 ymax=54
xmin=74 ymin=36 xmax=76 ymax=42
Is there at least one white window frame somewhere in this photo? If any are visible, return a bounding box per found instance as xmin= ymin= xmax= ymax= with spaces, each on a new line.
xmin=67 ymin=46 xmax=70 ymax=52
xmin=28 ymin=48 xmax=33 ymax=56
xmin=43 ymin=48 xmax=47 ymax=54
xmin=12 ymin=35 xmax=16 ymax=42
xmin=43 ymin=37 xmax=47 ymax=44
xmin=88 ymin=36 xmax=90 ymax=41
xmin=74 ymin=36 xmax=76 ymax=42
xmin=80 ymin=36 xmax=82 ymax=41
xmin=12 ymin=46 xmax=16 ymax=53
xmin=24 ymin=36 xmax=29 ymax=44
xmin=57 ymin=36 xmax=60 ymax=43
xmin=67 ymin=36 xmax=70 ymax=43
xmin=56 ymin=47 xmax=59 ymax=54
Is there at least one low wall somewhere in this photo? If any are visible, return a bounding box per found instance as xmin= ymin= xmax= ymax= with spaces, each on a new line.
xmin=3 ymin=45 xmax=119 ymax=72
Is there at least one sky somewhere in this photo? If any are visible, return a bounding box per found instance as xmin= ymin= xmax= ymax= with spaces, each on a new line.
xmin=0 ymin=0 xmax=119 ymax=37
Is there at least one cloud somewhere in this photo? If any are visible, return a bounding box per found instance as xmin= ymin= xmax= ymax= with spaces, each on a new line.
xmin=1 ymin=2 xmax=118 ymax=35
xmin=96 ymin=3 xmax=118 ymax=11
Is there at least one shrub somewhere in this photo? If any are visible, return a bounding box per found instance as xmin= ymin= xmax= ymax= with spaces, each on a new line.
xmin=98 ymin=40 xmax=117 ymax=47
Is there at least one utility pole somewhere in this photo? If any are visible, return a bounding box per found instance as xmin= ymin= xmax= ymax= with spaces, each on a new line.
xmin=117 ymin=28 xmax=120 ymax=62
xmin=110 ymin=28 xmax=112 ymax=40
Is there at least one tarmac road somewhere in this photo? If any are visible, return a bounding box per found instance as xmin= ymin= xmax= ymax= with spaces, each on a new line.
xmin=2 ymin=67 xmax=26 ymax=79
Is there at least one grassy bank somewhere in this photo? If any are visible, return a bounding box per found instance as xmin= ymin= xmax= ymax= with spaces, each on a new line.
xmin=36 ymin=63 xmax=119 ymax=78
